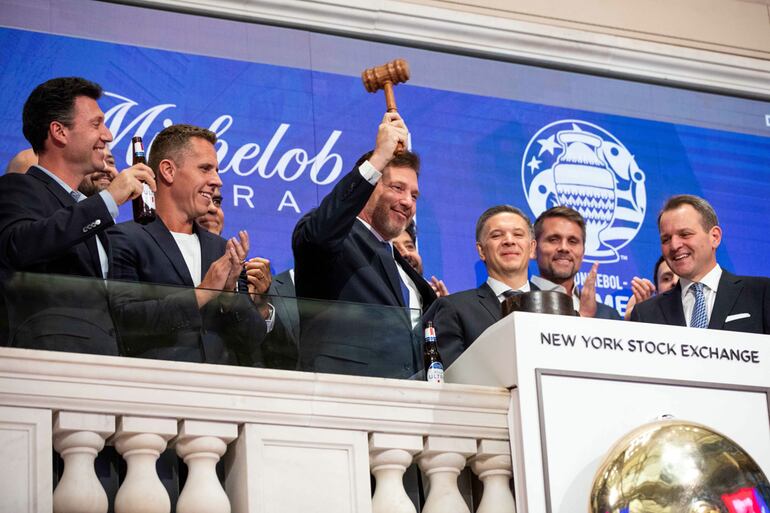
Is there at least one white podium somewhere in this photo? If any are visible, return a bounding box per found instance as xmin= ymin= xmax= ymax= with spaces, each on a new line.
xmin=446 ymin=312 xmax=770 ymax=513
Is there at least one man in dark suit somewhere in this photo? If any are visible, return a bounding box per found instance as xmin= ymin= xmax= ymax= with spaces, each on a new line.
xmin=423 ymin=205 xmax=538 ymax=367
xmin=261 ymin=269 xmax=300 ymax=370
xmin=292 ymin=112 xmax=437 ymax=377
xmin=109 ymin=124 xmax=269 ymax=364
xmin=0 ymin=77 xmax=154 ymax=354
xmin=630 ymin=194 xmax=770 ymax=333
xmin=531 ymin=206 xmax=621 ymax=320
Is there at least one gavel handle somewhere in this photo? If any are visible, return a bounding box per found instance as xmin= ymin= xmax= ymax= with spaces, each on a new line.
xmin=383 ymin=81 xmax=405 ymax=154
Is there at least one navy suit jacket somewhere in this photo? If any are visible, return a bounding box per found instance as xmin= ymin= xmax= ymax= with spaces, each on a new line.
xmin=422 ymin=281 xmax=539 ymax=367
xmin=292 ymin=167 xmax=437 ymax=377
xmin=0 ymin=166 xmax=117 ymax=354
xmin=262 ymin=270 xmax=300 ymax=369
xmin=630 ymin=270 xmax=770 ymax=334
xmin=108 ymin=217 xmax=266 ymax=364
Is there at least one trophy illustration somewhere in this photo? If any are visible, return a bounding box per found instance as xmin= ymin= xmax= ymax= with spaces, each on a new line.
xmin=553 ymin=130 xmax=616 ymax=259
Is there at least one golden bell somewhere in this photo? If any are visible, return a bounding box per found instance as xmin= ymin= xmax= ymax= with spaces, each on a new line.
xmin=589 ymin=418 xmax=770 ymax=513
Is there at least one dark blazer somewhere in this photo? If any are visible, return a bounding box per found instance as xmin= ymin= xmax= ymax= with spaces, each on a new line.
xmin=595 ymin=302 xmax=622 ymax=320
xmin=292 ymin=167 xmax=437 ymax=377
xmin=630 ymin=270 xmax=770 ymax=334
xmin=422 ymin=281 xmax=539 ymax=368
xmin=0 ymin=166 xmax=118 ymax=354
xmin=108 ymin=217 xmax=266 ymax=364
xmin=262 ymin=270 xmax=300 ymax=370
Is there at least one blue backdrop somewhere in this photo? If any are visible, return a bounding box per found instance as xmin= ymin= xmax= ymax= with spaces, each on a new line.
xmin=2 ymin=26 xmax=769 ymax=315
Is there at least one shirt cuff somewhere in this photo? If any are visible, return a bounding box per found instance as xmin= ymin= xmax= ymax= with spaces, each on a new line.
xmin=358 ymin=160 xmax=382 ymax=185
xmin=264 ymin=303 xmax=276 ymax=333
xmin=98 ymin=190 xmax=119 ymax=220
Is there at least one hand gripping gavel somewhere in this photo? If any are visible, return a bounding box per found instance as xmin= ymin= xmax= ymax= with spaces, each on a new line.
xmin=362 ymin=59 xmax=410 ymax=153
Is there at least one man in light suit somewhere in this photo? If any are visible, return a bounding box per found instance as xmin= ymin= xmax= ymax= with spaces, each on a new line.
xmin=0 ymin=77 xmax=154 ymax=354
xmin=423 ymin=205 xmax=538 ymax=367
xmin=292 ymin=112 xmax=437 ymax=377
xmin=109 ymin=124 xmax=270 ymax=364
xmin=531 ymin=206 xmax=621 ymax=320
xmin=630 ymin=194 xmax=770 ymax=333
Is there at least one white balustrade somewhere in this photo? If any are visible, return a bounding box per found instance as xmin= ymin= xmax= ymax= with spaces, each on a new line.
xmin=469 ymin=440 xmax=516 ymax=513
xmin=418 ymin=436 xmax=476 ymax=513
xmin=113 ymin=416 xmax=178 ymax=513
xmin=369 ymin=432 xmax=423 ymax=513
xmin=0 ymin=347 xmax=513 ymax=513
xmin=52 ymin=411 xmax=115 ymax=513
xmin=174 ymin=419 xmax=238 ymax=513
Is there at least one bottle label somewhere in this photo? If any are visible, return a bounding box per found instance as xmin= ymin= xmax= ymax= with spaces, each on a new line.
xmin=133 ymin=140 xmax=145 ymax=155
xmin=424 ymin=325 xmax=436 ymax=341
xmin=142 ymin=183 xmax=155 ymax=209
xmin=426 ymin=362 xmax=444 ymax=383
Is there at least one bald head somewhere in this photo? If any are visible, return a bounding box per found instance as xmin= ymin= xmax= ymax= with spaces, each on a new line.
xmin=5 ymin=149 xmax=37 ymax=174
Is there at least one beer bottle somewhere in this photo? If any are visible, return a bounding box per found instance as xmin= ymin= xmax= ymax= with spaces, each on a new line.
xmin=423 ymin=321 xmax=444 ymax=383
xmin=131 ymin=136 xmax=156 ymax=224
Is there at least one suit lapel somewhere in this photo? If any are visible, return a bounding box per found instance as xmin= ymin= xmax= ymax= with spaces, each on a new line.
xmin=355 ymin=222 xmax=404 ymax=306
xmin=477 ymin=283 xmax=501 ymax=323
xmin=708 ymin=271 xmax=742 ymax=329
xmin=658 ymin=282 xmax=686 ymax=326
xmin=145 ymin=218 xmax=195 ymax=286
xmin=29 ymin=167 xmax=104 ymax=275
xmin=395 ymin=250 xmax=437 ymax=310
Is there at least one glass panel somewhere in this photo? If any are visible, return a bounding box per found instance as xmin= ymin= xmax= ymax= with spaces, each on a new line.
xmin=0 ymin=272 xmax=424 ymax=380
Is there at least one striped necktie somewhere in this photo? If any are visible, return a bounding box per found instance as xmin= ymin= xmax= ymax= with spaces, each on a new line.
xmin=689 ymin=283 xmax=708 ymax=329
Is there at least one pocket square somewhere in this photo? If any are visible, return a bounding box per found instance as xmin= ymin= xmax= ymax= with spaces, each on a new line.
xmin=725 ymin=313 xmax=751 ymax=323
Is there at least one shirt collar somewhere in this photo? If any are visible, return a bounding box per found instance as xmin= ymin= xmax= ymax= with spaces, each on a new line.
xmin=487 ymin=276 xmax=531 ymax=297
xmin=679 ymin=264 xmax=722 ymax=297
xmin=356 ymin=217 xmax=389 ymax=244
xmin=530 ymin=275 xmax=579 ymax=299
xmin=33 ymin=164 xmax=77 ymax=195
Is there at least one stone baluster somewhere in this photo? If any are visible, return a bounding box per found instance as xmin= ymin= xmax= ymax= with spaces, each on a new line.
xmin=52 ymin=411 xmax=115 ymax=513
xmin=174 ymin=420 xmax=238 ymax=513
xmin=469 ymin=440 xmax=516 ymax=513
xmin=369 ymin=433 xmax=423 ymax=513
xmin=113 ymin=416 xmax=178 ymax=513
xmin=417 ymin=436 xmax=475 ymax=513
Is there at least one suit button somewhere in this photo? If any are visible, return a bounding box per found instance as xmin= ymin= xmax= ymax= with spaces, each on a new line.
xmin=95 ymin=219 xmax=101 ymax=226
xmin=82 ymin=226 xmax=89 ymax=233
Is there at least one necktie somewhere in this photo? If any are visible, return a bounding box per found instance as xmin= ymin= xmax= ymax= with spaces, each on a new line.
xmin=70 ymin=190 xmax=85 ymax=202
xmin=382 ymin=241 xmax=410 ymax=306
xmin=690 ymin=283 xmax=708 ymax=328
xmin=502 ymin=289 xmax=523 ymax=299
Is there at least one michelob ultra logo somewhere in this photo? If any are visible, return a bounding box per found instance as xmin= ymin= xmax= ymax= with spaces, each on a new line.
xmin=521 ymin=120 xmax=647 ymax=263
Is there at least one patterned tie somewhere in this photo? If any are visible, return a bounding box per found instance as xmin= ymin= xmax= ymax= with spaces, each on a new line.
xmin=70 ymin=190 xmax=85 ymax=203
xmin=502 ymin=289 xmax=523 ymax=299
xmin=690 ymin=283 xmax=708 ymax=329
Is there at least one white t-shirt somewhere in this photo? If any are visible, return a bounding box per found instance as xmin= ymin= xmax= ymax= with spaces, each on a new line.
xmin=171 ymin=232 xmax=202 ymax=286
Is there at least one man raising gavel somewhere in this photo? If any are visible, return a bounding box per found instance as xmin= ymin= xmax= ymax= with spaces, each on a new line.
xmin=292 ymin=112 xmax=438 ymax=378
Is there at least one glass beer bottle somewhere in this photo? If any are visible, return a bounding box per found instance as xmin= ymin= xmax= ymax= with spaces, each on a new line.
xmin=424 ymin=321 xmax=444 ymax=383
xmin=131 ymin=136 xmax=156 ymax=224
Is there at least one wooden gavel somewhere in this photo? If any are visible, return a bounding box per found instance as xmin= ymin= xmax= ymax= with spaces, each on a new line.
xmin=362 ymin=59 xmax=410 ymax=153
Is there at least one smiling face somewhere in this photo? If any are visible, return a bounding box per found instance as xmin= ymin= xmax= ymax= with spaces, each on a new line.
xmin=535 ymin=216 xmax=584 ymax=287
xmin=78 ymin=145 xmax=118 ymax=197
xmin=360 ymin=165 xmax=418 ymax=240
xmin=477 ymin=212 xmax=535 ymax=283
xmin=165 ymin=136 xmax=222 ymax=222
xmin=61 ymin=96 xmax=112 ymax=176
xmin=659 ymin=204 xmax=721 ymax=282
xmin=197 ymin=190 xmax=224 ymax=235
xmin=393 ymin=230 xmax=423 ymax=274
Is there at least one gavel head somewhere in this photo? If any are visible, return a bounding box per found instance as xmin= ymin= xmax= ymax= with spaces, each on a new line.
xmin=361 ymin=59 xmax=410 ymax=93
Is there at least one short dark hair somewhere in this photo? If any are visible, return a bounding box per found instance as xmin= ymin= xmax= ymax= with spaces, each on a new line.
xmin=653 ymin=255 xmax=666 ymax=289
xmin=657 ymin=194 xmax=718 ymax=232
xmin=148 ymin=124 xmax=217 ymax=173
xmin=404 ymin=220 xmax=417 ymax=244
xmin=534 ymin=206 xmax=586 ymax=243
xmin=475 ymin=205 xmax=533 ymax=241
xmin=22 ymin=77 xmax=103 ymax=154
xmin=353 ymin=150 xmax=420 ymax=176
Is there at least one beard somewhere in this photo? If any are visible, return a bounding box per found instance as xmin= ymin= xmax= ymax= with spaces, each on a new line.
xmin=371 ymin=203 xmax=409 ymax=240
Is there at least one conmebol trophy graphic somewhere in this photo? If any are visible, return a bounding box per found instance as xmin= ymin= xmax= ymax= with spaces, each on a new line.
xmin=522 ymin=120 xmax=647 ymax=263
